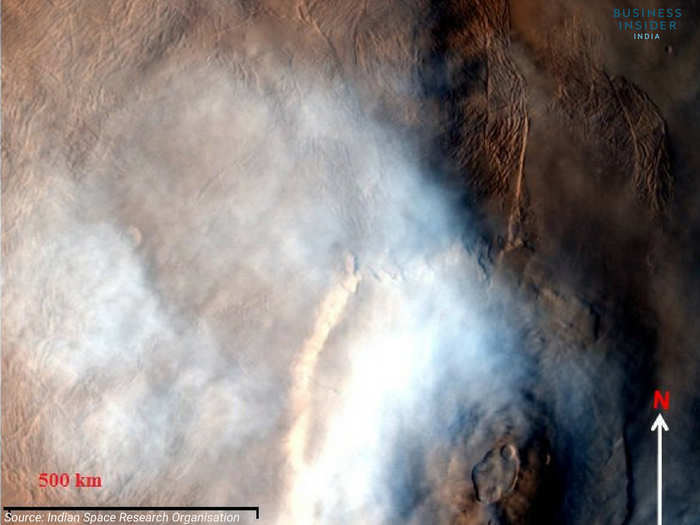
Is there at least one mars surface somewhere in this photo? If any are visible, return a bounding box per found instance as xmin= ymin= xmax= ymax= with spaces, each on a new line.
xmin=3 ymin=1 xmax=700 ymax=524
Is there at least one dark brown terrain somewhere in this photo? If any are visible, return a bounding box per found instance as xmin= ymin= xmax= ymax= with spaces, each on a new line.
xmin=3 ymin=1 xmax=700 ymax=523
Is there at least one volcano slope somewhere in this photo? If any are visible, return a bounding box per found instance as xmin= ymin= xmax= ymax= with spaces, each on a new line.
xmin=3 ymin=1 xmax=700 ymax=524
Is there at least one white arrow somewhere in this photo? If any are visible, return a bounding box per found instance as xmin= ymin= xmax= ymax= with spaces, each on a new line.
xmin=651 ymin=413 xmax=669 ymax=525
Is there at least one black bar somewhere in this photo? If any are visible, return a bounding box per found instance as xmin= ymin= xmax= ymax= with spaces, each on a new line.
xmin=3 ymin=507 xmax=260 ymax=520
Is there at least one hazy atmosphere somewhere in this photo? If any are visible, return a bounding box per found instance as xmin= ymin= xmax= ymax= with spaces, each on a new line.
xmin=3 ymin=1 xmax=700 ymax=524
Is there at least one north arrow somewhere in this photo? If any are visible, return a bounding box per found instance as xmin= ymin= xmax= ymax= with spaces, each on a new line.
xmin=651 ymin=413 xmax=669 ymax=525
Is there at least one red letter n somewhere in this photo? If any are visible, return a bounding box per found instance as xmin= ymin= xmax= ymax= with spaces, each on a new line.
xmin=653 ymin=390 xmax=670 ymax=410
